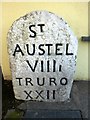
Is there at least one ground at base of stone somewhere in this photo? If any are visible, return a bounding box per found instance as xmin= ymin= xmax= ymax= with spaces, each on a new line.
xmin=2 ymin=80 xmax=89 ymax=119
xmin=23 ymin=109 xmax=82 ymax=119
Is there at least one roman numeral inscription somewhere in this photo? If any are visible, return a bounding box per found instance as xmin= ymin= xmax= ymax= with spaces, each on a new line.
xmin=26 ymin=59 xmax=62 ymax=72
xmin=7 ymin=11 xmax=78 ymax=102
xmin=24 ymin=90 xmax=56 ymax=100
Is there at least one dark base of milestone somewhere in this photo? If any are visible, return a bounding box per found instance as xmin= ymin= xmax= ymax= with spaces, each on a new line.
xmin=24 ymin=109 xmax=82 ymax=119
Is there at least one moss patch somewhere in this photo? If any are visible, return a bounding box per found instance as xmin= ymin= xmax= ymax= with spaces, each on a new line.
xmin=5 ymin=109 xmax=24 ymax=119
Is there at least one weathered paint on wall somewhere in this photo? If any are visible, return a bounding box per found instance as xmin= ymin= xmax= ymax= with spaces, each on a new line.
xmin=1 ymin=2 xmax=88 ymax=80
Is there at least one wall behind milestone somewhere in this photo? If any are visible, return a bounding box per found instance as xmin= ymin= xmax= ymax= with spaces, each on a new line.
xmin=1 ymin=2 xmax=88 ymax=80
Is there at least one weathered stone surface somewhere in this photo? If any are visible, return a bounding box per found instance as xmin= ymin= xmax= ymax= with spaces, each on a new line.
xmin=7 ymin=11 xmax=78 ymax=102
